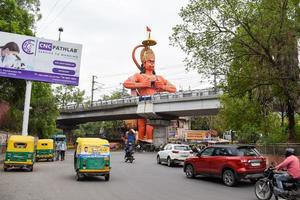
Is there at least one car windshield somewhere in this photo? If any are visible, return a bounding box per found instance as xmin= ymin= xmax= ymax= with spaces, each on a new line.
xmin=174 ymin=145 xmax=191 ymax=151
xmin=229 ymin=147 xmax=260 ymax=156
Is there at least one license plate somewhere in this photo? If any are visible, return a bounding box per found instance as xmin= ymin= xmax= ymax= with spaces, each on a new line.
xmin=180 ymin=154 xmax=188 ymax=157
xmin=251 ymin=162 xmax=260 ymax=166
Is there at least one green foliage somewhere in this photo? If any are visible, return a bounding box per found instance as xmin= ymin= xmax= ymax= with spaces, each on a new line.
xmin=0 ymin=0 xmax=41 ymax=34
xmin=53 ymin=85 xmax=85 ymax=107
xmin=102 ymin=89 xmax=130 ymax=100
xmin=29 ymin=82 xmax=59 ymax=138
xmin=74 ymin=121 xmax=123 ymax=140
xmin=0 ymin=0 xmax=60 ymax=138
xmin=171 ymin=0 xmax=300 ymax=142
xmin=219 ymin=94 xmax=287 ymax=143
xmin=191 ymin=117 xmax=210 ymax=130
xmin=191 ymin=116 xmax=222 ymax=132
xmin=219 ymin=94 xmax=262 ymax=131
xmin=71 ymin=90 xmax=128 ymax=140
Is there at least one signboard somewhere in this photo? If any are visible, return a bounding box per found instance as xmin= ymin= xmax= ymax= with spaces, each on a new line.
xmin=185 ymin=130 xmax=211 ymax=140
xmin=0 ymin=31 xmax=82 ymax=86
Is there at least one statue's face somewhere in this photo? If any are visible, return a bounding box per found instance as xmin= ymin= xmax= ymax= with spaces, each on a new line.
xmin=144 ymin=54 xmax=155 ymax=71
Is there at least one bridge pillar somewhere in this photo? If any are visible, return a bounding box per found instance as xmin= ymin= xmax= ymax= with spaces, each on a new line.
xmin=147 ymin=119 xmax=170 ymax=147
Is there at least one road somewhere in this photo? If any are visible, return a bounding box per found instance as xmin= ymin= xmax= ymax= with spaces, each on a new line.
xmin=0 ymin=151 xmax=258 ymax=200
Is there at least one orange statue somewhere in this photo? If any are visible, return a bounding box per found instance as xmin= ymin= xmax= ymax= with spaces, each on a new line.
xmin=123 ymin=27 xmax=176 ymax=142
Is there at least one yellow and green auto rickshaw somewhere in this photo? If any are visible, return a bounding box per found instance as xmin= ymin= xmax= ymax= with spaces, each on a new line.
xmin=4 ymin=135 xmax=35 ymax=172
xmin=74 ymin=137 xmax=110 ymax=181
xmin=36 ymin=139 xmax=54 ymax=162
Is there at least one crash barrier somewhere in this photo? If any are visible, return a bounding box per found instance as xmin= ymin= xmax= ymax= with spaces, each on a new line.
xmin=60 ymin=88 xmax=222 ymax=111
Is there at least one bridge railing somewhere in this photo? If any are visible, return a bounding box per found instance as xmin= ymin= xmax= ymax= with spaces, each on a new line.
xmin=59 ymin=88 xmax=222 ymax=112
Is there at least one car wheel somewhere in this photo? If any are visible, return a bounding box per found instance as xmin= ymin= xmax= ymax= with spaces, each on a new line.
xmin=185 ymin=164 xmax=195 ymax=178
xmin=222 ymin=169 xmax=237 ymax=187
xmin=167 ymin=157 xmax=173 ymax=167
xmin=157 ymin=156 xmax=161 ymax=164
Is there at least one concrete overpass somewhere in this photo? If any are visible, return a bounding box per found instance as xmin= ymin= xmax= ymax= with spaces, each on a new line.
xmin=57 ymin=89 xmax=222 ymax=126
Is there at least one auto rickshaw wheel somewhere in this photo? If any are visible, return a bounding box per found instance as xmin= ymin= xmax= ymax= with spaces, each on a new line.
xmin=28 ymin=166 xmax=33 ymax=172
xmin=3 ymin=165 xmax=8 ymax=172
xmin=104 ymin=174 xmax=110 ymax=181
xmin=76 ymin=172 xmax=84 ymax=181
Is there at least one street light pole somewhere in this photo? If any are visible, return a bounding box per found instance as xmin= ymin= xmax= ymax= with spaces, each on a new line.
xmin=58 ymin=27 xmax=63 ymax=41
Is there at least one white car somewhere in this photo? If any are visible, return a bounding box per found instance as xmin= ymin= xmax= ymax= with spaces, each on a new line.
xmin=157 ymin=144 xmax=193 ymax=167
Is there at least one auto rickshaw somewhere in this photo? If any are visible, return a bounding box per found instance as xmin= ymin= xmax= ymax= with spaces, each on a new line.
xmin=74 ymin=137 xmax=110 ymax=181
xmin=36 ymin=139 xmax=54 ymax=162
xmin=3 ymin=135 xmax=35 ymax=172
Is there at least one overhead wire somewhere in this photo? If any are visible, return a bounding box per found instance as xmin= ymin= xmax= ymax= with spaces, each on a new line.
xmin=39 ymin=0 xmax=74 ymax=35
xmin=38 ymin=0 xmax=61 ymax=29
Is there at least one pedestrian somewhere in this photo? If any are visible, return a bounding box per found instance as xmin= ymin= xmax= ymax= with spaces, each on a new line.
xmin=55 ymin=141 xmax=61 ymax=161
xmin=60 ymin=140 xmax=67 ymax=161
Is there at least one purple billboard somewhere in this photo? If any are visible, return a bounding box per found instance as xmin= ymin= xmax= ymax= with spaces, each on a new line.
xmin=0 ymin=31 xmax=82 ymax=86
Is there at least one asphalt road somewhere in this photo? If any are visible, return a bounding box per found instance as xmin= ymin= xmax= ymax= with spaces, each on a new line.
xmin=0 ymin=151 xmax=258 ymax=200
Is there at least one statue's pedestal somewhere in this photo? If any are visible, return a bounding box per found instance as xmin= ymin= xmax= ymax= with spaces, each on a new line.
xmin=147 ymin=119 xmax=170 ymax=147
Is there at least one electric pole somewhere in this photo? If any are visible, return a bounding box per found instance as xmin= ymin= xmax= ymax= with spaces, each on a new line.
xmin=91 ymin=75 xmax=97 ymax=107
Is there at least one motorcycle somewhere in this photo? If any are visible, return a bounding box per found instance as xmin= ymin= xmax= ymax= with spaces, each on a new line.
xmin=254 ymin=166 xmax=300 ymax=200
xmin=124 ymin=143 xmax=135 ymax=163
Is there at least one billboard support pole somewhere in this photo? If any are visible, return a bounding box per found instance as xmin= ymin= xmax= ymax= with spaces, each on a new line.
xmin=22 ymin=81 xmax=32 ymax=136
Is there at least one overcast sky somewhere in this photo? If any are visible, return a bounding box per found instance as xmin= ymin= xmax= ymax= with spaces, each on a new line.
xmin=36 ymin=0 xmax=211 ymax=100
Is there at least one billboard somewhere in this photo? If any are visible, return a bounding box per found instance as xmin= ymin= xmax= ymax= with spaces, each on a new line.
xmin=185 ymin=130 xmax=211 ymax=140
xmin=0 ymin=31 xmax=82 ymax=86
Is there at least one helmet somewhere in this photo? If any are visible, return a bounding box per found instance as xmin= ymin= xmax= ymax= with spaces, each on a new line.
xmin=285 ymin=148 xmax=295 ymax=157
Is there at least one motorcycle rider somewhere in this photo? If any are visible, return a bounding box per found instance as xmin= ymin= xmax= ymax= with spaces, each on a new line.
xmin=274 ymin=148 xmax=300 ymax=194
xmin=124 ymin=129 xmax=136 ymax=160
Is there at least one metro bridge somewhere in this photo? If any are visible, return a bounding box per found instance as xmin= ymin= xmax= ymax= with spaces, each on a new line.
xmin=57 ymin=88 xmax=222 ymax=127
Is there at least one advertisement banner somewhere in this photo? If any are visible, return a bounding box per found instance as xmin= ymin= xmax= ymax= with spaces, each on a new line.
xmin=185 ymin=130 xmax=210 ymax=140
xmin=0 ymin=31 xmax=82 ymax=86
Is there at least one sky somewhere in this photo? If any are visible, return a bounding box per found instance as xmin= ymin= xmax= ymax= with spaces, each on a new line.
xmin=36 ymin=0 xmax=212 ymax=100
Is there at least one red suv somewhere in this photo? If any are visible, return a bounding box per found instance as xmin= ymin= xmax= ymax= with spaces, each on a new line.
xmin=183 ymin=145 xmax=266 ymax=186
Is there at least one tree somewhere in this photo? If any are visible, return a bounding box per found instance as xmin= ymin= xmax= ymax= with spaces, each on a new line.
xmin=53 ymin=85 xmax=85 ymax=108
xmin=0 ymin=0 xmax=41 ymax=35
xmin=191 ymin=116 xmax=221 ymax=132
xmin=0 ymin=0 xmax=60 ymax=138
xmin=71 ymin=89 xmax=128 ymax=140
xmin=29 ymin=83 xmax=59 ymax=138
xmin=171 ymin=0 xmax=300 ymax=142
xmin=102 ymin=89 xmax=130 ymax=100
